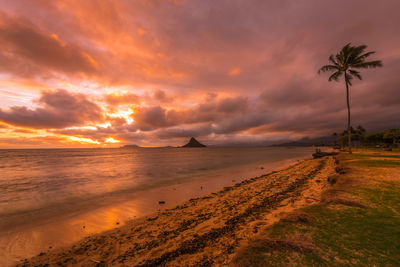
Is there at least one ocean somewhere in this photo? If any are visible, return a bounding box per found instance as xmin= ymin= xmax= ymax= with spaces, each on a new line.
xmin=0 ymin=147 xmax=314 ymax=265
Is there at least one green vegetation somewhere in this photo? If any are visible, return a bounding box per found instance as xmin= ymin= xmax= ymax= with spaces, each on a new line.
xmin=349 ymin=153 xmax=400 ymax=159
xmin=234 ymin=152 xmax=400 ymax=266
xmin=354 ymin=160 xmax=400 ymax=168
xmin=335 ymin=127 xmax=400 ymax=148
xmin=319 ymin=43 xmax=382 ymax=154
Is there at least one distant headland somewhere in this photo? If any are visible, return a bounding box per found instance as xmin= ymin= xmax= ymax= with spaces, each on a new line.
xmin=121 ymin=144 xmax=140 ymax=148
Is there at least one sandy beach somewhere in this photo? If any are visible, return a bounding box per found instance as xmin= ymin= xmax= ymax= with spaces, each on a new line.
xmin=1 ymin=147 xmax=316 ymax=267
xmin=16 ymin=156 xmax=337 ymax=266
xmin=1 ymin=148 xmax=316 ymax=267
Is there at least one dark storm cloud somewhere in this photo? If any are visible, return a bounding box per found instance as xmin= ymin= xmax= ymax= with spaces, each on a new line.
xmin=133 ymin=106 xmax=181 ymax=129
xmin=132 ymin=95 xmax=251 ymax=131
xmin=154 ymin=123 xmax=213 ymax=139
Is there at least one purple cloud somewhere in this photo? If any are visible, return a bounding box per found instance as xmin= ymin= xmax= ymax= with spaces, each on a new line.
xmin=0 ymin=89 xmax=104 ymax=129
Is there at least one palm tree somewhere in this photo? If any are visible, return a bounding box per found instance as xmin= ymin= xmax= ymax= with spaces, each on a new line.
xmin=318 ymin=43 xmax=382 ymax=154
xmin=356 ymin=125 xmax=366 ymax=135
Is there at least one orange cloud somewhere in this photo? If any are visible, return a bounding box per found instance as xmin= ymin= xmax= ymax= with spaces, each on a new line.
xmin=137 ymin=27 xmax=148 ymax=35
xmin=104 ymin=92 xmax=141 ymax=106
xmin=229 ymin=67 xmax=241 ymax=76
xmin=0 ymin=13 xmax=99 ymax=78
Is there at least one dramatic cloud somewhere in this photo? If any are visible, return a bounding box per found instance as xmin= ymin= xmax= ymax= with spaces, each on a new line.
xmin=132 ymin=95 xmax=250 ymax=131
xmin=0 ymin=13 xmax=99 ymax=79
xmin=104 ymin=92 xmax=141 ymax=106
xmin=134 ymin=106 xmax=181 ymax=129
xmin=0 ymin=89 xmax=103 ymax=129
xmin=0 ymin=0 xmax=399 ymax=147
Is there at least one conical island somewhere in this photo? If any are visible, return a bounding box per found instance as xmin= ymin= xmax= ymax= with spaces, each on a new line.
xmin=182 ymin=137 xmax=206 ymax=147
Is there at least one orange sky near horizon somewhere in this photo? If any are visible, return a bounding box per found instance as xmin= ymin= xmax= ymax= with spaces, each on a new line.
xmin=0 ymin=0 xmax=399 ymax=148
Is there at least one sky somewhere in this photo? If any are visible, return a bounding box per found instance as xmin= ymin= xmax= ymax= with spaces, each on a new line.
xmin=0 ymin=0 xmax=399 ymax=148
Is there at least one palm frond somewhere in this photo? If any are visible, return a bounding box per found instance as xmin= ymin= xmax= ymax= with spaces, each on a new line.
xmin=336 ymin=53 xmax=343 ymax=65
xmin=351 ymin=45 xmax=367 ymax=57
xmin=348 ymin=46 xmax=360 ymax=64
xmin=342 ymin=43 xmax=353 ymax=64
xmin=350 ymin=48 xmax=372 ymax=66
xmin=328 ymin=71 xmax=343 ymax=82
xmin=318 ymin=64 xmax=339 ymax=74
xmin=354 ymin=51 xmax=375 ymax=62
xmin=328 ymin=55 xmax=338 ymax=65
xmin=348 ymin=69 xmax=362 ymax=80
xmin=352 ymin=60 xmax=383 ymax=69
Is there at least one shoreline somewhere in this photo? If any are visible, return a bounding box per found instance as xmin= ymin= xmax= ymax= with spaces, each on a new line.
xmin=16 ymin=155 xmax=337 ymax=266
xmin=1 ymin=153 xmax=311 ymax=267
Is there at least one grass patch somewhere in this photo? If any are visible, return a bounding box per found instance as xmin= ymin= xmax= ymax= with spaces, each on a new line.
xmin=351 ymin=154 xmax=400 ymax=159
xmin=353 ymin=159 xmax=400 ymax=168
xmin=233 ymin=153 xmax=400 ymax=266
xmin=361 ymin=183 xmax=400 ymax=210
xmin=348 ymin=153 xmax=400 ymax=168
xmin=353 ymin=147 xmax=400 ymax=153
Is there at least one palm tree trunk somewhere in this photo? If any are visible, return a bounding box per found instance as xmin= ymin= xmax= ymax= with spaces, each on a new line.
xmin=345 ymin=71 xmax=352 ymax=154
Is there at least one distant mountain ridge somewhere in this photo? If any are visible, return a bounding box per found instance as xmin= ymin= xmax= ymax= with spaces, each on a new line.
xmin=182 ymin=137 xmax=206 ymax=147
xmin=272 ymin=135 xmax=336 ymax=147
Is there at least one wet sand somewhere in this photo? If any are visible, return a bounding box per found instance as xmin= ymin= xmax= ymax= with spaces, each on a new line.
xmin=16 ymin=156 xmax=337 ymax=266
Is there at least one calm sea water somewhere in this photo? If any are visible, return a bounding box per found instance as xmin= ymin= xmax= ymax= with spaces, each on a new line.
xmin=0 ymin=147 xmax=316 ymax=265
xmin=0 ymin=147 xmax=313 ymax=229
